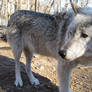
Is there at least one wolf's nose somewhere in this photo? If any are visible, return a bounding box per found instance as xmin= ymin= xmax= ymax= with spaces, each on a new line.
xmin=59 ymin=50 xmax=66 ymax=59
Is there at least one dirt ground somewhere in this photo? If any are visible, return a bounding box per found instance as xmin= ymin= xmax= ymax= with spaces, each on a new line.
xmin=0 ymin=40 xmax=92 ymax=92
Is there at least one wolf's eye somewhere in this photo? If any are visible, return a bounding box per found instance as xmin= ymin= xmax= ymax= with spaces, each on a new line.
xmin=81 ymin=33 xmax=88 ymax=38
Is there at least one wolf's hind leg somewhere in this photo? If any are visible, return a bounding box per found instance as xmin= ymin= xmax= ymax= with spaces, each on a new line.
xmin=24 ymin=48 xmax=40 ymax=86
xmin=14 ymin=52 xmax=23 ymax=87
xmin=8 ymin=32 xmax=23 ymax=87
xmin=11 ymin=43 xmax=23 ymax=87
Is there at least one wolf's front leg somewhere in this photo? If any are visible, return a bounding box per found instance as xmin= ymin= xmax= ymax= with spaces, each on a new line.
xmin=15 ymin=60 xmax=23 ymax=87
xmin=57 ymin=61 xmax=73 ymax=92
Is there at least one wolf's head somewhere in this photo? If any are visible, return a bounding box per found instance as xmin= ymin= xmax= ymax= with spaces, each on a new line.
xmin=59 ymin=1 xmax=92 ymax=61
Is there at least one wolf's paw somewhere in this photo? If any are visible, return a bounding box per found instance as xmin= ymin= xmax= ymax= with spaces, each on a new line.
xmin=69 ymin=90 xmax=74 ymax=92
xmin=15 ymin=78 xmax=23 ymax=87
xmin=31 ymin=78 xmax=40 ymax=86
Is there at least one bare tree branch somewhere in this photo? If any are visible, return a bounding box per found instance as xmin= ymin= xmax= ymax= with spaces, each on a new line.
xmin=48 ymin=0 xmax=54 ymax=13
xmin=70 ymin=0 xmax=79 ymax=14
xmin=0 ymin=0 xmax=3 ymax=15
xmin=35 ymin=0 xmax=37 ymax=12
xmin=86 ymin=0 xmax=89 ymax=5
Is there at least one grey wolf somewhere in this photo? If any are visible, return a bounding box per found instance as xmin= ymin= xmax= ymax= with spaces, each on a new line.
xmin=6 ymin=1 xmax=92 ymax=92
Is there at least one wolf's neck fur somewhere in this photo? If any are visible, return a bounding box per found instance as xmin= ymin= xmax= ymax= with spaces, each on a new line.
xmin=56 ymin=11 xmax=74 ymax=49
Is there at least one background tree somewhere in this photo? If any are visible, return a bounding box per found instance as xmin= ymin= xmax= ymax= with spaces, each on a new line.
xmin=0 ymin=0 xmax=91 ymax=26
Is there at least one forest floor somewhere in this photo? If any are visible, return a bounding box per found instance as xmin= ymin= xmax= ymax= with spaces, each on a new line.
xmin=0 ymin=40 xmax=92 ymax=92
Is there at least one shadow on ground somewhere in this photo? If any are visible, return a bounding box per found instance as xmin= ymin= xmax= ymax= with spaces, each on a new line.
xmin=0 ymin=55 xmax=58 ymax=92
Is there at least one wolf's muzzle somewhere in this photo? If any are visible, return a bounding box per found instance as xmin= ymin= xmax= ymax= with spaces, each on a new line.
xmin=59 ymin=50 xmax=66 ymax=59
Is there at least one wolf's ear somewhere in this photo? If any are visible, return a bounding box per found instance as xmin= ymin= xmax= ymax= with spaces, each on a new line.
xmin=54 ymin=13 xmax=63 ymax=20
xmin=70 ymin=0 xmax=79 ymax=15
xmin=54 ymin=12 xmax=66 ymax=22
